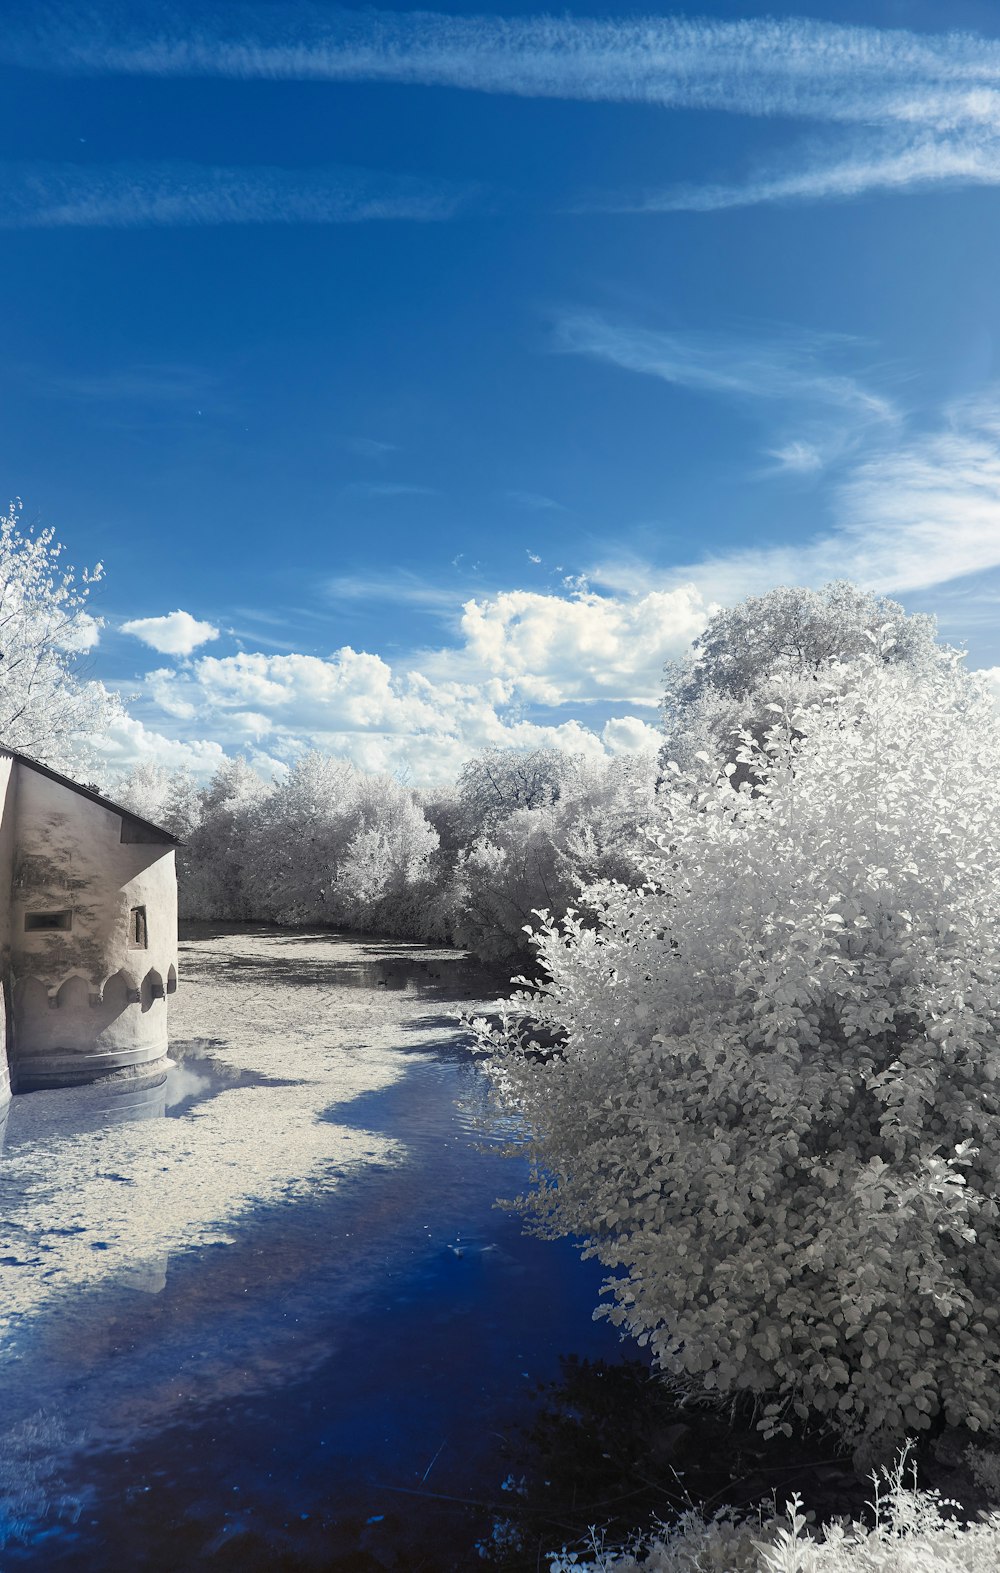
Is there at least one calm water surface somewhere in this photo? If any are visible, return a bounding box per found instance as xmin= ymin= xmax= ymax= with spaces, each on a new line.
xmin=0 ymin=934 xmax=627 ymax=1570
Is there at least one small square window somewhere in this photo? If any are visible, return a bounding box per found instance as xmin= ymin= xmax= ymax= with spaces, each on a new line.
xmin=129 ymin=906 xmax=148 ymax=948
xmin=25 ymin=910 xmax=72 ymax=932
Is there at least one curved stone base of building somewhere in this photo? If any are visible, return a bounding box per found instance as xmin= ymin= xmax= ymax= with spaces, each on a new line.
xmin=13 ymin=1044 xmax=170 ymax=1093
xmin=10 ymin=976 xmax=169 ymax=1093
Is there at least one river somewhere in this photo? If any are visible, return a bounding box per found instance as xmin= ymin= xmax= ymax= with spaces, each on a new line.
xmin=0 ymin=926 xmax=628 ymax=1569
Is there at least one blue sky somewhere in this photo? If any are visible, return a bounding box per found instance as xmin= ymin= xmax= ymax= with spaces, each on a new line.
xmin=6 ymin=0 xmax=1000 ymax=782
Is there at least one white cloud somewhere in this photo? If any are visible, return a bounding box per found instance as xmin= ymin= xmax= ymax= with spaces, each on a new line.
xmin=11 ymin=12 xmax=999 ymax=128
xmin=56 ymin=613 xmax=102 ymax=652
xmin=107 ymin=384 xmax=1000 ymax=785
xmin=90 ymin=713 xmax=230 ymax=777
xmin=977 ymin=667 xmax=1000 ymax=710
xmin=325 ymin=571 xmax=469 ymax=612
xmin=121 ymin=610 xmax=221 ymax=656
xmin=601 ymin=716 xmax=662 ymax=754
xmin=342 ymin=435 xmax=398 ymax=458
xmin=0 ymin=162 xmax=464 ymax=229
xmin=457 ymin=586 xmax=709 ymax=705
xmin=555 ymin=314 xmax=897 ymax=425
xmin=120 ymin=584 xmax=709 ymax=787
xmin=42 ymin=363 xmax=221 ymax=407
xmin=16 ymin=12 xmax=1000 ymax=205
xmin=767 ymin=441 xmax=826 ymax=475
xmin=340 ymin=482 xmax=438 ymax=499
xmin=506 ymin=490 xmax=566 ymax=512
xmin=629 ymin=130 xmax=1000 ymax=213
xmin=833 ymin=399 xmax=1000 ymax=592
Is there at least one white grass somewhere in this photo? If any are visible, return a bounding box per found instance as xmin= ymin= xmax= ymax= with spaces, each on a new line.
xmin=549 ymin=1445 xmax=1000 ymax=1572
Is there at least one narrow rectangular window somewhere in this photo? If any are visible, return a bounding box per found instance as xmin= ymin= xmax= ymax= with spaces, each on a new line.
xmin=129 ymin=905 xmax=148 ymax=948
xmin=25 ymin=910 xmax=72 ymax=932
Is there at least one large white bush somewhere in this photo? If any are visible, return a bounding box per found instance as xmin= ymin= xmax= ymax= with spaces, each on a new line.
xmin=477 ymin=648 xmax=1000 ymax=1453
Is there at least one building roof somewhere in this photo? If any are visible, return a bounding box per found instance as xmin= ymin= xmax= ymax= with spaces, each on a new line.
xmin=0 ymin=746 xmax=181 ymax=846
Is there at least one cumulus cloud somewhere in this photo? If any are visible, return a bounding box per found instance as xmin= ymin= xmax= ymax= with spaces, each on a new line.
xmin=601 ymin=716 xmax=662 ymax=754
xmin=457 ymin=585 xmax=710 ymax=705
xmin=56 ymin=613 xmax=102 ymax=652
xmin=124 ymin=585 xmax=709 ymax=787
xmin=121 ymin=609 xmax=221 ymax=656
xmin=89 ymin=713 xmax=230 ymax=777
xmin=977 ymin=666 xmax=1000 ymax=710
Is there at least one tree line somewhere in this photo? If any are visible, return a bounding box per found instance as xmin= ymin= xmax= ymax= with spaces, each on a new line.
xmin=115 ymin=740 xmax=660 ymax=975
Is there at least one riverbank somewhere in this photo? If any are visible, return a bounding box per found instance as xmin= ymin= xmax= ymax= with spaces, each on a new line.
xmin=0 ymin=924 xmax=631 ymax=1566
xmin=0 ymin=926 xmax=495 ymax=1357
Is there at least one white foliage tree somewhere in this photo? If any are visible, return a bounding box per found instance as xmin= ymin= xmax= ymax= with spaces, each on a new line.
xmin=113 ymin=761 xmax=201 ymax=839
xmin=457 ymin=745 xmax=579 ymax=840
xmin=182 ymin=756 xmax=274 ymax=920
xmin=243 ymin=752 xmax=439 ymax=930
xmin=457 ymin=753 xmax=659 ymax=974
xmin=477 ymin=648 xmax=1000 ymax=1455
xmin=0 ymin=501 xmax=123 ymax=772
xmin=662 ymin=581 xmax=945 ymax=777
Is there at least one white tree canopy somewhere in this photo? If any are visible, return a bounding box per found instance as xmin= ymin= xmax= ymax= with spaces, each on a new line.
xmin=0 ymin=501 xmax=123 ymax=773
xmin=662 ymin=581 xmax=946 ymax=775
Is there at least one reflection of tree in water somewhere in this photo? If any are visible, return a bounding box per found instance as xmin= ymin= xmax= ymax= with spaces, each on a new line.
xmin=485 ymin=1357 xmax=994 ymax=1570
xmin=0 ymin=1409 xmax=91 ymax=1553
xmin=179 ymin=924 xmax=499 ymax=999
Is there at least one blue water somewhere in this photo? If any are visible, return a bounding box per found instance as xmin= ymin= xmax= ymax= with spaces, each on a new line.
xmin=0 ymin=942 xmax=629 ymax=1570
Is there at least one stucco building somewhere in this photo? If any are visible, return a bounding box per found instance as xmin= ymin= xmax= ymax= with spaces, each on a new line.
xmin=0 ymin=748 xmax=178 ymax=1101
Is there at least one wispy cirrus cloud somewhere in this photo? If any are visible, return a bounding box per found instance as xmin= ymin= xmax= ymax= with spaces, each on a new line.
xmin=555 ymin=314 xmax=898 ymax=477
xmin=554 ymin=313 xmax=898 ymax=425
xmin=590 ymin=391 xmax=1000 ymax=608
xmin=0 ymin=161 xmax=465 ymax=228
xmin=339 ymin=482 xmax=438 ymax=501
xmin=40 ymin=362 xmax=221 ymax=405
xmin=505 ymin=489 xmax=567 ymax=512
xmin=8 ymin=8 xmax=1000 ymax=129
xmin=766 ymin=441 xmax=827 ymax=475
xmin=325 ymin=571 xmax=468 ymax=612
xmin=620 ymin=129 xmax=1000 ymax=213
xmin=12 ymin=9 xmax=1000 ymax=208
xmin=341 ymin=436 xmax=398 ymax=459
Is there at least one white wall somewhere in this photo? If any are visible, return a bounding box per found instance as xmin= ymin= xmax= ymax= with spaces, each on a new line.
xmin=9 ymin=762 xmax=178 ymax=1089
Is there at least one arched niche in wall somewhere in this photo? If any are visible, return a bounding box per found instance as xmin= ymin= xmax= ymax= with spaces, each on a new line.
xmin=14 ymin=975 xmax=48 ymax=1026
xmin=140 ymin=970 xmax=164 ymax=1013
xmin=55 ymin=975 xmax=90 ymax=1014
xmin=166 ymin=964 xmax=178 ymax=996
xmin=93 ymin=970 xmax=132 ymax=1032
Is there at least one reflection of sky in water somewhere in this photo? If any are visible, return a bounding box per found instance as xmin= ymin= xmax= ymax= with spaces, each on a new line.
xmin=162 ymin=1063 xmax=212 ymax=1111
xmin=0 ymin=933 xmax=627 ymax=1567
xmin=0 ymin=1056 xmax=251 ymax=1159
